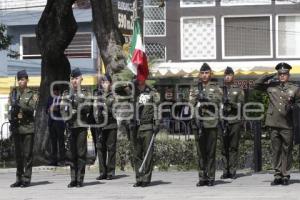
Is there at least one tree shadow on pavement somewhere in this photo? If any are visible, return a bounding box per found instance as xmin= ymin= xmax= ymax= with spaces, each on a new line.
xmin=30 ymin=181 xmax=53 ymax=187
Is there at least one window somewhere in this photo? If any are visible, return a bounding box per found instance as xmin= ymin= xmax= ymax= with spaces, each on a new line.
xmin=222 ymin=16 xmax=272 ymax=59
xmin=145 ymin=43 xmax=166 ymax=61
xmin=21 ymin=35 xmax=41 ymax=59
xmin=181 ymin=17 xmax=216 ymax=60
xmin=21 ymin=33 xmax=92 ymax=59
xmin=144 ymin=0 xmax=166 ymax=36
xmin=180 ymin=0 xmax=215 ymax=7
xmin=221 ymin=0 xmax=271 ymax=6
xmin=277 ymin=15 xmax=300 ymax=58
xmin=64 ymin=33 xmax=92 ymax=58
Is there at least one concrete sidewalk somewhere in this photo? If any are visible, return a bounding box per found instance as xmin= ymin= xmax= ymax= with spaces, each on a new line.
xmin=0 ymin=168 xmax=300 ymax=200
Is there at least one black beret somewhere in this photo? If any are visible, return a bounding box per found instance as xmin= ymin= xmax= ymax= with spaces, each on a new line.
xmin=200 ymin=63 xmax=211 ymax=72
xmin=17 ymin=70 xmax=28 ymax=80
xmin=275 ymin=62 xmax=292 ymax=73
xmin=70 ymin=68 xmax=82 ymax=78
xmin=224 ymin=66 xmax=234 ymax=75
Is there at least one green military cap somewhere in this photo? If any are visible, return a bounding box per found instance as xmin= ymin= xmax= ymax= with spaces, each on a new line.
xmin=275 ymin=62 xmax=292 ymax=74
xmin=17 ymin=70 xmax=28 ymax=80
xmin=200 ymin=63 xmax=211 ymax=72
xmin=224 ymin=66 xmax=234 ymax=75
xmin=70 ymin=68 xmax=82 ymax=78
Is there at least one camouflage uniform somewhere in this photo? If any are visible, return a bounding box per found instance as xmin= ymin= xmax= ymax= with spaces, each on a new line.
xmin=60 ymin=88 xmax=91 ymax=186
xmin=220 ymin=84 xmax=245 ymax=178
xmin=8 ymin=87 xmax=37 ymax=185
xmin=92 ymin=89 xmax=117 ymax=179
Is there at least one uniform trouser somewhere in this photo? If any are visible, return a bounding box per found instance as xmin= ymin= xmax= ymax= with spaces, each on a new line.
xmin=96 ymin=128 xmax=117 ymax=176
xmin=270 ymin=128 xmax=293 ymax=179
xmin=131 ymin=128 xmax=154 ymax=183
xmin=90 ymin=127 xmax=98 ymax=156
xmin=220 ymin=123 xmax=242 ymax=175
xmin=13 ymin=133 xmax=34 ymax=183
xmin=49 ymin=121 xmax=65 ymax=163
xmin=69 ymin=128 xmax=87 ymax=183
xmin=193 ymin=128 xmax=218 ymax=181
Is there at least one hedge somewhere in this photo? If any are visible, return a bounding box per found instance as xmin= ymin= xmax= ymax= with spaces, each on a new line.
xmin=1 ymin=132 xmax=300 ymax=171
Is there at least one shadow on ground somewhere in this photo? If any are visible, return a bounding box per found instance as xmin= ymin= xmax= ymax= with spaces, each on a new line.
xmin=148 ymin=180 xmax=172 ymax=187
xmin=30 ymin=181 xmax=52 ymax=187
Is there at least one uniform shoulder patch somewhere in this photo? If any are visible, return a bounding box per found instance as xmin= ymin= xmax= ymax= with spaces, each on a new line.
xmin=32 ymin=93 xmax=38 ymax=102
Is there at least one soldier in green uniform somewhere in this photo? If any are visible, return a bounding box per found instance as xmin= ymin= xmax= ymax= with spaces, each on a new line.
xmin=92 ymin=74 xmax=118 ymax=180
xmin=190 ymin=63 xmax=222 ymax=187
xmin=60 ymin=68 xmax=91 ymax=188
xmin=131 ymin=76 xmax=160 ymax=187
xmin=254 ymin=62 xmax=300 ymax=186
xmin=9 ymin=70 xmax=37 ymax=188
xmin=220 ymin=67 xmax=245 ymax=179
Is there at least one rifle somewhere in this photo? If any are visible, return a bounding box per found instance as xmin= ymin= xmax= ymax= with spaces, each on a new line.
xmin=95 ymin=83 xmax=104 ymax=143
xmin=64 ymin=88 xmax=75 ymax=164
xmin=195 ymin=81 xmax=206 ymax=137
xmin=9 ymin=76 xmax=20 ymax=135
xmin=221 ymin=84 xmax=230 ymax=171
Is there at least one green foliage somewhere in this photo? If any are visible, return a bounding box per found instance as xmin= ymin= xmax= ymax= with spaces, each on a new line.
xmin=0 ymin=24 xmax=11 ymax=51
xmin=0 ymin=24 xmax=19 ymax=58
xmin=246 ymin=89 xmax=269 ymax=119
xmin=115 ymin=137 xmax=300 ymax=171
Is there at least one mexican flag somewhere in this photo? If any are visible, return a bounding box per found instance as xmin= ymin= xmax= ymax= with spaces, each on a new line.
xmin=127 ymin=18 xmax=149 ymax=81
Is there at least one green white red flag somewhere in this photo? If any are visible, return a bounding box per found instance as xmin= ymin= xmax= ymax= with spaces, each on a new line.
xmin=127 ymin=18 xmax=149 ymax=81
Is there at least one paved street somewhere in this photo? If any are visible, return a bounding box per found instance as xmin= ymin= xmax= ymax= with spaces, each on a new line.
xmin=0 ymin=167 xmax=300 ymax=200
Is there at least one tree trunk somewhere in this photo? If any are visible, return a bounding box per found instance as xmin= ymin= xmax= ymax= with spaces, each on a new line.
xmin=34 ymin=0 xmax=77 ymax=164
xmin=90 ymin=0 xmax=127 ymax=74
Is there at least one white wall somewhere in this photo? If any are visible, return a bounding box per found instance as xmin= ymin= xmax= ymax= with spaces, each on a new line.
xmin=0 ymin=95 xmax=9 ymax=139
xmin=0 ymin=0 xmax=46 ymax=10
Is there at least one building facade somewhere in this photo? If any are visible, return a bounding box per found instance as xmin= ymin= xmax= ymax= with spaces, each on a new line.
xmin=143 ymin=0 xmax=300 ymax=76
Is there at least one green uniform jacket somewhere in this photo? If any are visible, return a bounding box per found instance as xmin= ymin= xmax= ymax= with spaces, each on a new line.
xmin=134 ymin=84 xmax=160 ymax=131
xmin=254 ymin=75 xmax=300 ymax=129
xmin=8 ymin=88 xmax=37 ymax=134
xmin=60 ymin=89 xmax=91 ymax=128
xmin=190 ymin=81 xmax=223 ymax=128
xmin=92 ymin=89 xmax=117 ymax=130
xmin=222 ymin=85 xmax=245 ymax=124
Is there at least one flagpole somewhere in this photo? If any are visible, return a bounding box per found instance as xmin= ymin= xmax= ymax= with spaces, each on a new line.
xmin=133 ymin=0 xmax=137 ymax=20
